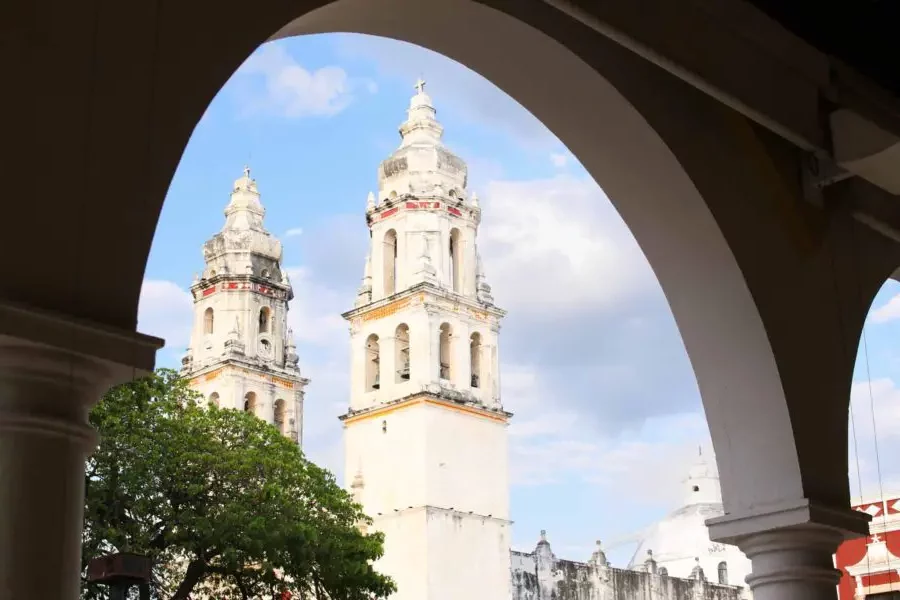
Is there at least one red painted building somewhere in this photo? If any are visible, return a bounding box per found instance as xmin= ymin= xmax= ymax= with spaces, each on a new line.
xmin=836 ymin=496 xmax=900 ymax=599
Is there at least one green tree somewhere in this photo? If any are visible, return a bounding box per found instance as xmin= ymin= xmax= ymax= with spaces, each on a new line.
xmin=82 ymin=369 xmax=394 ymax=600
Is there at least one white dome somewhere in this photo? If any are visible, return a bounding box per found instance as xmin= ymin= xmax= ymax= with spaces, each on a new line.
xmin=627 ymin=454 xmax=752 ymax=592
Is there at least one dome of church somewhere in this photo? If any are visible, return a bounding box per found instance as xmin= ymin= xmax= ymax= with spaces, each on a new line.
xmin=200 ymin=166 xmax=285 ymax=282
xmin=627 ymin=452 xmax=752 ymax=590
xmin=377 ymin=79 xmax=468 ymax=202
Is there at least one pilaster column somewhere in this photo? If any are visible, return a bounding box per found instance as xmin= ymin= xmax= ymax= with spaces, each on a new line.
xmin=0 ymin=301 xmax=161 ymax=600
xmin=708 ymin=499 xmax=870 ymax=600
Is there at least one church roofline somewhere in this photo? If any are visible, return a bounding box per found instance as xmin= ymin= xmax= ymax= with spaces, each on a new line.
xmin=342 ymin=281 xmax=506 ymax=321
xmin=369 ymin=505 xmax=512 ymax=525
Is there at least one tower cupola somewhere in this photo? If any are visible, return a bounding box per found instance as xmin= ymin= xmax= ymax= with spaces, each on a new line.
xmin=377 ymin=79 xmax=468 ymax=203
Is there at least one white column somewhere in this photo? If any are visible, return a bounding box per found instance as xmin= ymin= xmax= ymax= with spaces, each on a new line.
xmin=708 ymin=501 xmax=870 ymax=600
xmin=0 ymin=302 xmax=161 ymax=600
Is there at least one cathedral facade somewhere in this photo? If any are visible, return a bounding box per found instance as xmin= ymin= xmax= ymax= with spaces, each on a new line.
xmin=181 ymin=167 xmax=308 ymax=445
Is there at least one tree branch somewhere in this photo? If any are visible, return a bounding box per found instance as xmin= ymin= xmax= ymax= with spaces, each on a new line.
xmin=171 ymin=559 xmax=205 ymax=600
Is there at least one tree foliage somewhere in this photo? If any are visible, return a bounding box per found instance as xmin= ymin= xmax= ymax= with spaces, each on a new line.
xmin=82 ymin=369 xmax=394 ymax=600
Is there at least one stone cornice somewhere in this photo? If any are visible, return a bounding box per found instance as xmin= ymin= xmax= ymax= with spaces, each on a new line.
xmin=366 ymin=194 xmax=481 ymax=227
xmin=339 ymin=389 xmax=512 ymax=424
xmin=185 ymin=358 xmax=309 ymax=388
xmin=341 ymin=282 xmax=506 ymax=322
xmin=0 ymin=298 xmax=163 ymax=377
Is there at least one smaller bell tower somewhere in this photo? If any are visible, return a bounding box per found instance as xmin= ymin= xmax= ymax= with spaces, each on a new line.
xmin=181 ymin=167 xmax=309 ymax=445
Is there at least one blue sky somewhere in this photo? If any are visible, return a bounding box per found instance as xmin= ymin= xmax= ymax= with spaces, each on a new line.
xmin=138 ymin=33 xmax=900 ymax=566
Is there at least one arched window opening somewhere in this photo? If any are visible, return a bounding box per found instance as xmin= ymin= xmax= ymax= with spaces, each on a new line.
xmin=717 ymin=561 xmax=728 ymax=585
xmin=208 ymin=392 xmax=220 ymax=408
xmin=366 ymin=334 xmax=381 ymax=391
xmin=439 ymin=324 xmax=452 ymax=381
xmin=203 ymin=307 xmax=214 ymax=335
xmin=395 ymin=324 xmax=410 ymax=382
xmin=470 ymin=332 xmax=482 ymax=388
xmin=383 ymin=230 xmax=397 ymax=296
xmin=244 ymin=391 xmax=257 ymax=414
xmin=449 ymin=228 xmax=461 ymax=293
xmin=274 ymin=399 xmax=286 ymax=434
xmin=259 ymin=306 xmax=271 ymax=334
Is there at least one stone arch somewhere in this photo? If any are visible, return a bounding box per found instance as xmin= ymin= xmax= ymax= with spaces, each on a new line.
xmin=470 ymin=332 xmax=482 ymax=389
xmin=395 ymin=323 xmax=410 ymax=383
xmin=257 ymin=0 xmax=824 ymax=511
xmin=258 ymin=306 xmax=271 ymax=334
xmin=383 ymin=229 xmax=398 ymax=297
xmin=439 ymin=323 xmax=452 ymax=381
xmin=31 ymin=0 xmax=882 ymax=520
xmin=449 ymin=227 xmax=462 ymax=293
xmin=274 ymin=398 xmax=286 ymax=434
xmin=203 ymin=307 xmax=214 ymax=335
xmin=243 ymin=391 xmax=257 ymax=414
xmin=366 ymin=334 xmax=381 ymax=391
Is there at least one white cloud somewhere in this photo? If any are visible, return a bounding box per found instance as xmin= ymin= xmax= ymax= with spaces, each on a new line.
xmin=234 ymin=42 xmax=375 ymax=119
xmin=137 ymin=280 xmax=194 ymax=352
xmin=870 ymin=293 xmax=900 ymax=323
xmin=550 ymin=153 xmax=569 ymax=168
xmin=479 ymin=176 xmax=655 ymax=314
xmin=284 ymin=266 xmax=350 ymax=347
xmin=848 ymin=378 xmax=900 ymax=502
xmin=284 ymin=227 xmax=304 ymax=238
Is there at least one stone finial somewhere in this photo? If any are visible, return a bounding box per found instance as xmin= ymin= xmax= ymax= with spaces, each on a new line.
xmin=644 ymin=548 xmax=657 ymax=574
xmin=470 ymin=191 xmax=479 ymax=207
xmin=366 ymin=191 xmax=376 ymax=212
xmin=415 ymin=77 xmax=426 ymax=95
xmin=351 ymin=468 xmax=364 ymax=490
xmin=590 ymin=540 xmax=608 ymax=567
xmin=415 ymin=235 xmax=437 ymax=282
xmin=475 ymin=252 xmax=494 ymax=305
xmin=356 ymin=255 xmax=373 ymax=306
xmin=540 ymin=530 xmax=546 ymax=540
xmin=691 ymin=557 xmax=706 ymax=581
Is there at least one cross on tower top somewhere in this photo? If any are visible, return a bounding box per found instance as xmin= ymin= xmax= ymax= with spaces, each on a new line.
xmin=243 ymin=164 xmax=251 ymax=178
xmin=414 ymin=77 xmax=426 ymax=95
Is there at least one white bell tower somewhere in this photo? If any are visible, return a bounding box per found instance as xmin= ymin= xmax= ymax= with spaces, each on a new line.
xmin=181 ymin=167 xmax=309 ymax=445
xmin=341 ymin=81 xmax=512 ymax=600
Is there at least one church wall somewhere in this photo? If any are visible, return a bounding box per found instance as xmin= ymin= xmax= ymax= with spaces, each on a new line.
xmin=422 ymin=402 xmax=508 ymax=517
xmin=510 ymin=547 xmax=745 ymax=600
xmin=343 ymin=404 xmax=429 ymax=516
xmin=370 ymin=510 xmax=430 ymax=600
xmin=425 ymin=508 xmax=511 ymax=600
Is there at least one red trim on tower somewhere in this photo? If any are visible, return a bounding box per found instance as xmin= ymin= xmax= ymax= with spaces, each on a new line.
xmin=202 ymin=287 xmax=216 ymax=297
xmin=447 ymin=206 xmax=462 ymax=216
